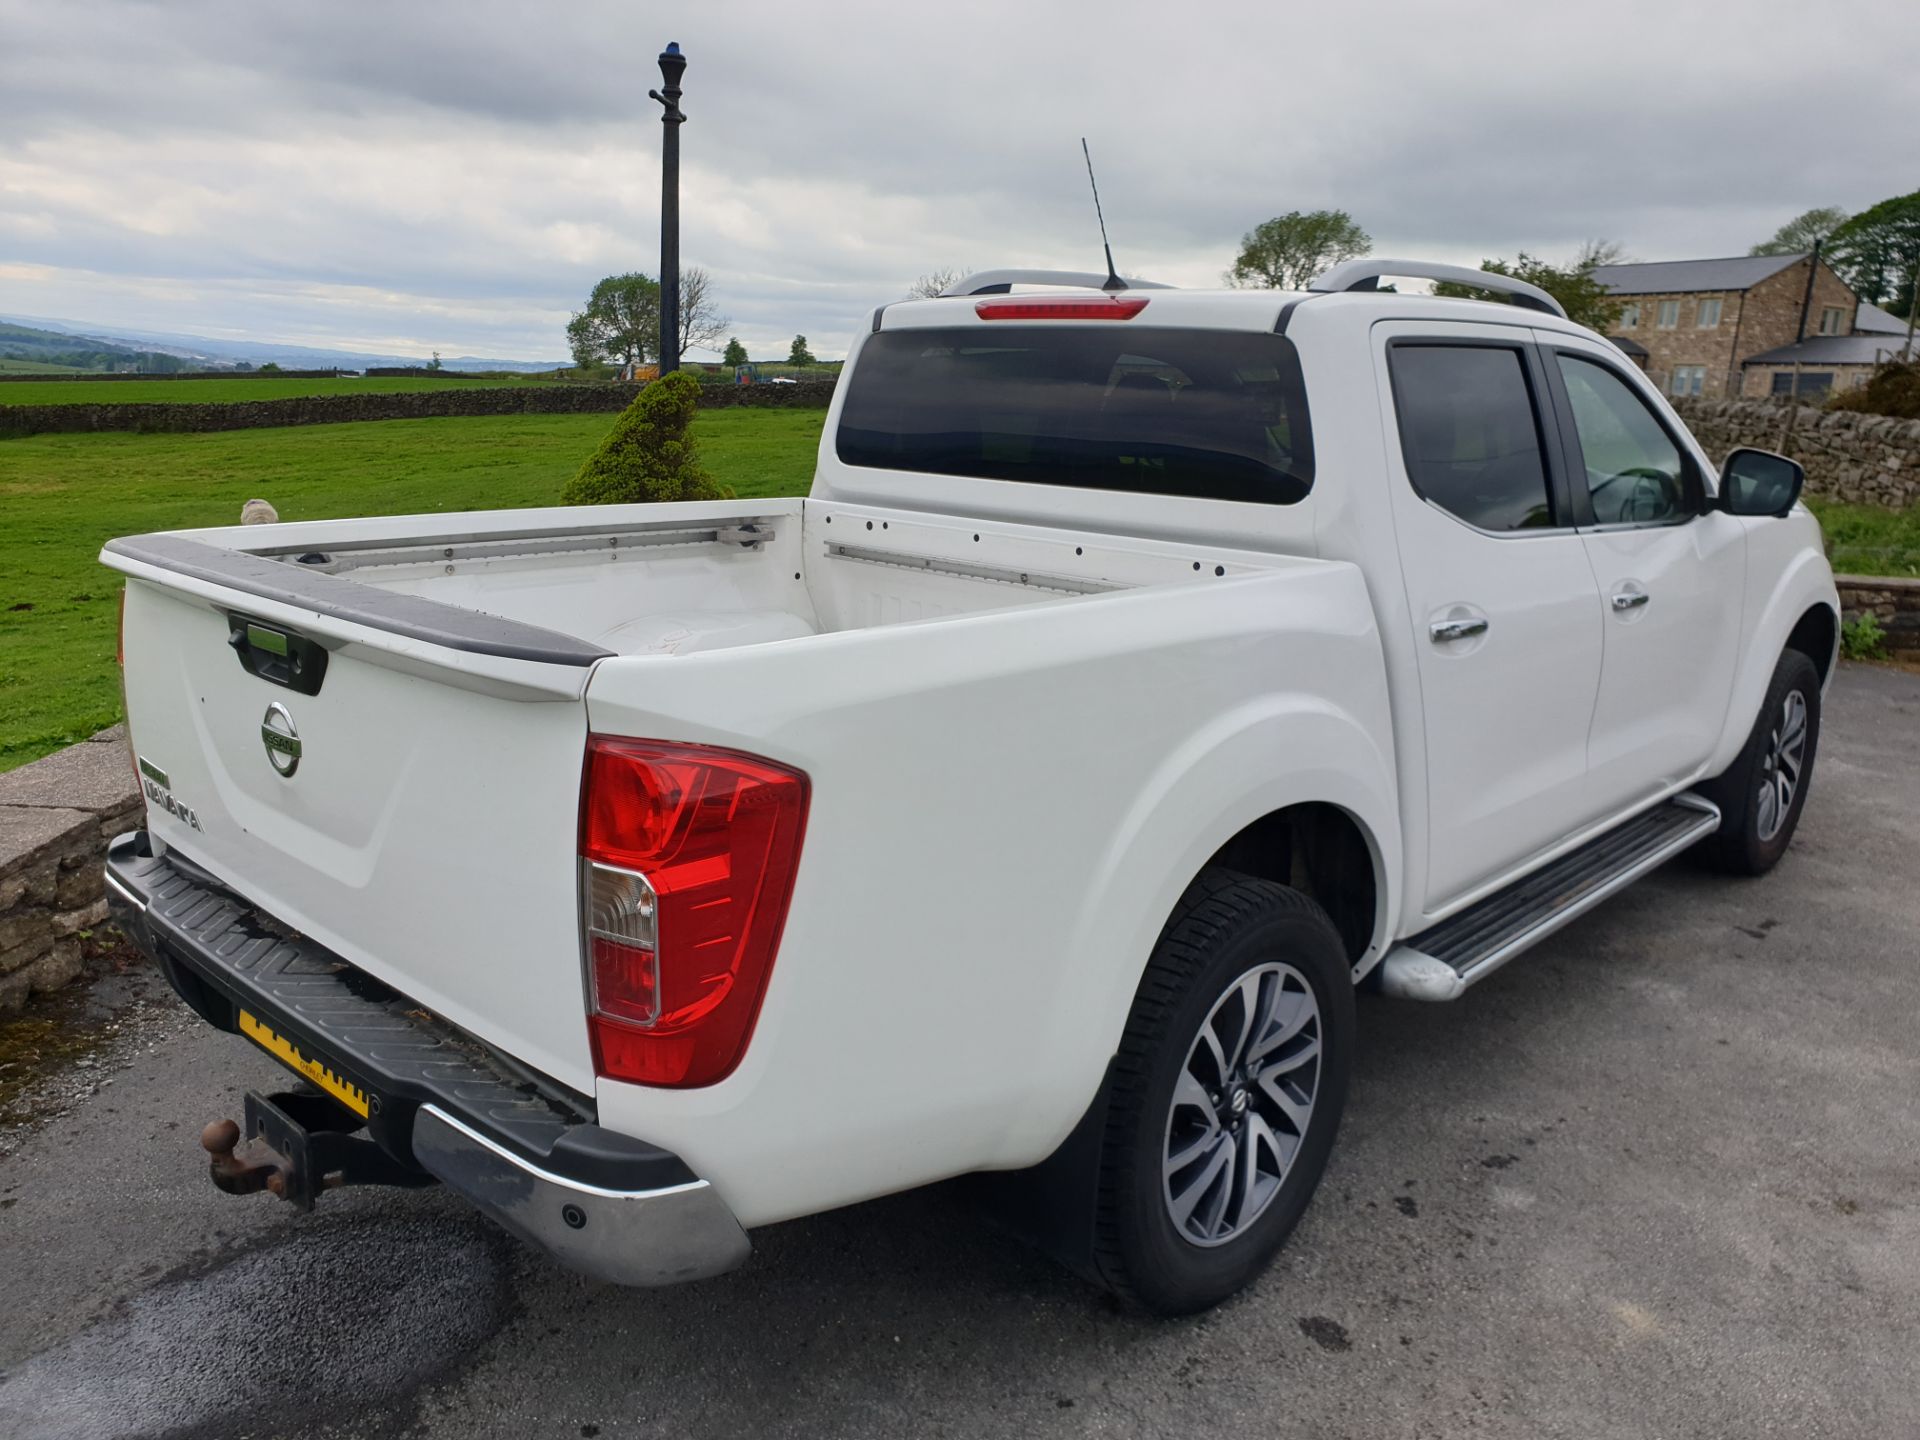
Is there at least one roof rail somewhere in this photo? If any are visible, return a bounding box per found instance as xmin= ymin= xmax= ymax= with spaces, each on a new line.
xmin=936 ymin=269 xmax=1176 ymax=297
xmin=1308 ymin=258 xmax=1567 ymax=319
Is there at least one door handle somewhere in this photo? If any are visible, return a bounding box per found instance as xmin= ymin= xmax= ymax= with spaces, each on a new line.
xmin=1611 ymin=591 xmax=1651 ymax=612
xmin=1429 ymin=617 xmax=1489 ymax=643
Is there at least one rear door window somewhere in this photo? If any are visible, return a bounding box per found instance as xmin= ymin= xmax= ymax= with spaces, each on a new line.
xmin=1387 ymin=344 xmax=1556 ymax=532
xmin=836 ymin=326 xmax=1314 ymax=505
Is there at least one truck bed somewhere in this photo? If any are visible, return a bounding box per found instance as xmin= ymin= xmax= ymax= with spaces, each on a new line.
xmin=104 ymin=496 xmax=1392 ymax=1222
xmin=119 ymin=497 xmax=1284 ymax=661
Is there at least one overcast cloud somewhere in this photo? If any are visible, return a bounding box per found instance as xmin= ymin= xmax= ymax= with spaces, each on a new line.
xmin=2 ymin=0 xmax=1913 ymax=362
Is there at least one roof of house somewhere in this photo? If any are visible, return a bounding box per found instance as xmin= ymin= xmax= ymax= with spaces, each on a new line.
xmin=1743 ymin=334 xmax=1914 ymax=367
xmin=1590 ymin=254 xmax=1806 ymax=295
xmin=1607 ymin=335 xmax=1649 ymax=358
xmin=1855 ymin=301 xmax=1911 ymax=336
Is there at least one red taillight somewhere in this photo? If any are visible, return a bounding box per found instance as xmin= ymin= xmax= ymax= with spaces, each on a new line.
xmin=974 ymin=296 xmax=1149 ymax=321
xmin=116 ymin=589 xmax=126 ymax=667
xmin=580 ymin=737 xmax=809 ymax=1088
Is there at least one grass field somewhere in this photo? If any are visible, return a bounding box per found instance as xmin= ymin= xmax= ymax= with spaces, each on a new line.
xmin=0 ymin=373 xmax=559 ymax=406
xmin=1805 ymin=497 xmax=1920 ymax=578
xmin=0 ymin=407 xmax=825 ymax=771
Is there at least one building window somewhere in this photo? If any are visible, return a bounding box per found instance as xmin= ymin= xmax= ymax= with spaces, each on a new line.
xmin=1771 ymin=370 xmax=1833 ymax=397
xmin=1817 ymin=306 xmax=1847 ymax=336
xmin=1670 ymin=365 xmax=1706 ymax=397
xmin=1617 ymin=303 xmax=1641 ymax=330
xmin=1657 ymin=300 xmax=1680 ymax=329
xmin=1696 ymin=297 xmax=1723 ymax=329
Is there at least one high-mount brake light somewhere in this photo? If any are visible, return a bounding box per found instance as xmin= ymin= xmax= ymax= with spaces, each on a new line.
xmin=580 ymin=737 xmax=809 ymax=1088
xmin=974 ymin=296 xmax=1149 ymax=321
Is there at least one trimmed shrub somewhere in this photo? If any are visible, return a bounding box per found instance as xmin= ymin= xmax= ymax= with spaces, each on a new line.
xmin=561 ymin=371 xmax=720 ymax=506
xmin=1829 ymin=360 xmax=1920 ymax=420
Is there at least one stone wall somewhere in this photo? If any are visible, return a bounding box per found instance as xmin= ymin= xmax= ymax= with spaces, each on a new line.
xmin=0 ymin=729 xmax=141 ymax=1013
xmin=1835 ymin=575 xmax=1920 ymax=656
xmin=0 ymin=379 xmax=840 ymax=437
xmin=1672 ymin=396 xmax=1920 ymax=509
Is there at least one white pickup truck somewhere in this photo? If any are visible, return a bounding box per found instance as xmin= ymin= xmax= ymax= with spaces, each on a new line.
xmin=102 ymin=261 xmax=1838 ymax=1314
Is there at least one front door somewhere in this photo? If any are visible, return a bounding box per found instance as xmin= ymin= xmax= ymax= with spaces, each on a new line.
xmin=1537 ymin=335 xmax=1746 ymax=810
xmin=1376 ymin=324 xmax=1605 ymax=916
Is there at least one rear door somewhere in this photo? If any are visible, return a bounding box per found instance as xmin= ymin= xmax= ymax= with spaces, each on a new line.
xmin=1537 ymin=334 xmax=1746 ymax=808
xmin=1375 ymin=323 xmax=1605 ymax=915
xmin=108 ymin=537 xmax=600 ymax=1094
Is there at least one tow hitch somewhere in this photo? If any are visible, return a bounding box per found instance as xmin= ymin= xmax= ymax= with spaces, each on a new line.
xmin=200 ymin=1089 xmax=435 ymax=1210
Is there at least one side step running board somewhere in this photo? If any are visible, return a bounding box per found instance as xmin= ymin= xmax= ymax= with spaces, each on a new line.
xmin=1378 ymin=795 xmax=1721 ymax=1001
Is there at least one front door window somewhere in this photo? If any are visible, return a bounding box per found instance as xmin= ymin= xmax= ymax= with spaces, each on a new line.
xmin=1556 ymin=356 xmax=1690 ymax=526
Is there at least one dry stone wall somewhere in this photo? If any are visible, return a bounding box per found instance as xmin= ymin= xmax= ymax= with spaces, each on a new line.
xmin=0 ymin=729 xmax=141 ymax=1013
xmin=1672 ymin=397 xmax=1920 ymax=509
xmin=0 ymin=379 xmax=840 ymax=436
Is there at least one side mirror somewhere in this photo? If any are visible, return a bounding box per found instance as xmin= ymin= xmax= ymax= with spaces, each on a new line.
xmin=1718 ymin=447 xmax=1804 ymax=517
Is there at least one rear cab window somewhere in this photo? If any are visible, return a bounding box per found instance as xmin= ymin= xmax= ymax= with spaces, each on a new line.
xmin=1386 ymin=344 xmax=1556 ymax=533
xmin=837 ymin=326 xmax=1314 ymax=505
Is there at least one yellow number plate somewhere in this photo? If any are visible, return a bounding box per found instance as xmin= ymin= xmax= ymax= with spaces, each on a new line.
xmin=238 ymin=1010 xmax=372 ymax=1118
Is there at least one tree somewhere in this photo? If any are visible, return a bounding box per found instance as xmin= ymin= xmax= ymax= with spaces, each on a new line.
xmin=1575 ymin=238 xmax=1632 ymax=270
xmin=562 ymin=371 xmax=720 ymax=506
xmin=908 ymin=266 xmax=968 ymax=299
xmin=568 ymin=269 xmax=728 ymax=365
xmin=675 ymin=266 xmax=730 ymax=356
xmin=1432 ymin=252 xmax=1623 ymax=332
xmin=722 ymin=337 xmax=749 ymax=366
xmin=1224 ymin=210 xmax=1371 ymax=290
xmin=1828 ymin=191 xmax=1920 ymax=321
xmin=257 ymin=361 xmax=282 ymax=373
xmin=1750 ymin=206 xmax=1850 ymax=257
xmin=787 ymin=334 xmax=815 ymax=366
xmin=427 ymin=350 xmax=443 ymax=372
xmin=568 ymin=273 xmax=661 ymax=369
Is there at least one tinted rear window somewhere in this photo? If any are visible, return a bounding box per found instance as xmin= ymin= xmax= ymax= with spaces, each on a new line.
xmin=836 ymin=326 xmax=1314 ymax=504
xmin=1387 ymin=344 xmax=1554 ymax=532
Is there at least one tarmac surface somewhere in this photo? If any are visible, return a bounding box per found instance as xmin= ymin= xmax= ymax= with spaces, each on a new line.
xmin=1 ymin=663 xmax=1916 ymax=1439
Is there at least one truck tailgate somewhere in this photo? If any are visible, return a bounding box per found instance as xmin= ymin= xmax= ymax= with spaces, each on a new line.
xmin=106 ymin=535 xmax=602 ymax=1095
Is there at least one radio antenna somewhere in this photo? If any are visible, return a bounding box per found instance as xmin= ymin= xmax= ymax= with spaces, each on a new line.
xmin=1080 ymin=138 xmax=1125 ymax=292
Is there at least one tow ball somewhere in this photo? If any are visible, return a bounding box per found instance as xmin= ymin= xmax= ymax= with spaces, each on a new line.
xmin=200 ymin=1089 xmax=435 ymax=1211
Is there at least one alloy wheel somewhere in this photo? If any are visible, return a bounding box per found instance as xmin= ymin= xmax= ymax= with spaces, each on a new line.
xmin=1162 ymin=962 xmax=1322 ymax=1247
xmin=1754 ymin=689 xmax=1808 ymax=843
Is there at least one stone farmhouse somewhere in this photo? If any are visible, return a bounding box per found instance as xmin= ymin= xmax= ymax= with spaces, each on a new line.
xmin=1590 ymin=253 xmax=1913 ymax=401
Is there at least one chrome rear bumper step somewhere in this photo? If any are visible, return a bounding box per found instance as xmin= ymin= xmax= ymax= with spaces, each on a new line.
xmin=1378 ymin=795 xmax=1721 ymax=1001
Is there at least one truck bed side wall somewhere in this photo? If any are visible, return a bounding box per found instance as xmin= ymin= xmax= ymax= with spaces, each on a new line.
xmin=584 ymin=561 xmax=1399 ymax=1228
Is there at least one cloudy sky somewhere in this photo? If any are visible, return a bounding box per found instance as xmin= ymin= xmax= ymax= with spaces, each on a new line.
xmin=2 ymin=0 xmax=1914 ymax=363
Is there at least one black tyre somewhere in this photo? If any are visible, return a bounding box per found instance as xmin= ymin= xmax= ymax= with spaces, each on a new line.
xmin=1092 ymin=869 xmax=1354 ymax=1315
xmin=1696 ymin=648 xmax=1822 ymax=876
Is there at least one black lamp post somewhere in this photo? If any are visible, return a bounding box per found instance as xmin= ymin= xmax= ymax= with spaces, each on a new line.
xmin=649 ymin=42 xmax=687 ymax=375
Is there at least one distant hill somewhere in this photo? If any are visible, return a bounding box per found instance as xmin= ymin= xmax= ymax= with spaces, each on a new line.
xmin=0 ymin=320 xmax=199 ymax=374
xmin=0 ymin=313 xmax=568 ymax=374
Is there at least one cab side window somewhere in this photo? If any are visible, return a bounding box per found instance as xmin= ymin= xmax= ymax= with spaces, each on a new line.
xmin=1388 ymin=345 xmax=1555 ymax=532
xmin=1555 ymin=355 xmax=1690 ymax=526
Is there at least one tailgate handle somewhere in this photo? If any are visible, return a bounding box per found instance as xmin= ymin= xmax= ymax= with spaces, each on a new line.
xmin=227 ymin=615 xmax=329 ymax=696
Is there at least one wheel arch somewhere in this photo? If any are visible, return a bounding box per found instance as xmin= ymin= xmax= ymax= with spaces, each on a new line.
xmin=1016 ymin=693 xmax=1401 ymax=1171
xmin=1201 ymin=801 xmax=1387 ymax=979
xmin=1785 ymin=601 xmax=1838 ymax=688
xmin=1704 ymin=544 xmax=1841 ymax=780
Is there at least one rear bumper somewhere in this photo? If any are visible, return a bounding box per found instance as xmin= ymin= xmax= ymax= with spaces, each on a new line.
xmin=104 ymin=830 xmax=750 ymax=1287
